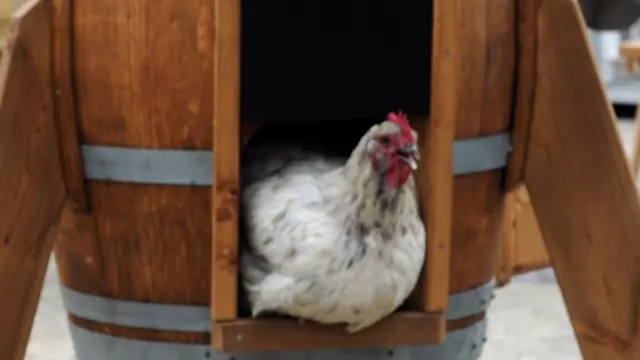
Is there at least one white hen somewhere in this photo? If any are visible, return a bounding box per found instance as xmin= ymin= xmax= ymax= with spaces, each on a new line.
xmin=240 ymin=112 xmax=426 ymax=333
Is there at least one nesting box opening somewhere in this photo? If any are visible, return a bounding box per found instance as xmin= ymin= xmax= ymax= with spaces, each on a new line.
xmin=213 ymin=116 xmax=450 ymax=352
xmin=209 ymin=0 xmax=456 ymax=352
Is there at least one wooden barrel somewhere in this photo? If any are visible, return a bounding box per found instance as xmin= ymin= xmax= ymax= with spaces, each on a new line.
xmin=52 ymin=0 xmax=515 ymax=359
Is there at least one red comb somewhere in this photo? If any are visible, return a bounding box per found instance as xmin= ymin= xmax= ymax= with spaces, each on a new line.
xmin=387 ymin=111 xmax=414 ymax=140
xmin=387 ymin=111 xmax=409 ymax=125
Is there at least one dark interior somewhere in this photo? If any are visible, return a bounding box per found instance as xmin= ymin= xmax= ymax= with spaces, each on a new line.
xmin=240 ymin=0 xmax=434 ymax=123
xmin=237 ymin=0 xmax=434 ymax=317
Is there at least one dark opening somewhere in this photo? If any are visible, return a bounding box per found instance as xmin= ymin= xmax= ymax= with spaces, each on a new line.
xmin=237 ymin=0 xmax=434 ymax=319
xmin=240 ymin=0 xmax=434 ymax=123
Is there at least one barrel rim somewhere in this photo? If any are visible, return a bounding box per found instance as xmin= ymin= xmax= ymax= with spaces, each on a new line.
xmin=68 ymin=317 xmax=488 ymax=359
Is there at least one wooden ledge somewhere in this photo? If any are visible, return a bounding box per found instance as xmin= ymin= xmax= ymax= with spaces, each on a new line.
xmin=212 ymin=311 xmax=446 ymax=353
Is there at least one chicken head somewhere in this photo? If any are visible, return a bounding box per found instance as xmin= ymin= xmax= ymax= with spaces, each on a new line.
xmin=366 ymin=112 xmax=419 ymax=189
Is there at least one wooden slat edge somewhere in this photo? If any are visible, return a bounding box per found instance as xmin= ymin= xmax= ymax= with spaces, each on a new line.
xmin=505 ymin=0 xmax=540 ymax=189
xmin=212 ymin=312 xmax=446 ymax=353
xmin=0 ymin=1 xmax=67 ymax=359
xmin=421 ymin=0 xmax=457 ymax=313
xmin=51 ymin=0 xmax=87 ymax=211
xmin=211 ymin=0 xmax=240 ymax=322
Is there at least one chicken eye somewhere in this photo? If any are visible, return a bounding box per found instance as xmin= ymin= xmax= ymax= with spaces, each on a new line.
xmin=378 ymin=136 xmax=392 ymax=147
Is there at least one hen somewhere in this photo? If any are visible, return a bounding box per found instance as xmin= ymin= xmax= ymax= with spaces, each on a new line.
xmin=240 ymin=112 xmax=426 ymax=333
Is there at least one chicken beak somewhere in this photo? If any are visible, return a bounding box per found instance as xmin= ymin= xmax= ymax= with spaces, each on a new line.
xmin=397 ymin=144 xmax=419 ymax=171
xmin=398 ymin=155 xmax=419 ymax=171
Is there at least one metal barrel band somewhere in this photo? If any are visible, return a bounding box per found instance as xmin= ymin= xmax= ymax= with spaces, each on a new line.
xmin=81 ymin=132 xmax=511 ymax=185
xmin=69 ymin=318 xmax=488 ymax=360
xmin=59 ymin=280 xmax=494 ymax=332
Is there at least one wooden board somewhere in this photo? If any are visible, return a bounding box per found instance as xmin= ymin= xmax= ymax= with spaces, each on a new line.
xmin=212 ymin=0 xmax=240 ymax=322
xmin=0 ymin=1 xmax=67 ymax=359
xmin=212 ymin=312 xmax=444 ymax=353
xmin=524 ymin=0 xmax=640 ymax=358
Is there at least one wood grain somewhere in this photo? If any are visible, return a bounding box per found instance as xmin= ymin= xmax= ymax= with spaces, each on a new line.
xmin=444 ymin=0 xmax=515 ymax=294
xmin=0 ymin=1 xmax=67 ymax=359
xmin=72 ymin=0 xmax=213 ymax=148
xmin=55 ymin=185 xmax=212 ymax=303
xmin=51 ymin=0 xmax=86 ymax=210
xmin=511 ymin=187 xmax=549 ymax=275
xmin=525 ymin=0 xmax=640 ymax=358
xmin=212 ymin=0 xmax=240 ymax=321
xmin=496 ymin=186 xmax=550 ymax=286
xmin=212 ymin=312 xmax=445 ymax=352
xmin=55 ymin=0 xmax=214 ymax=308
xmin=505 ymin=0 xmax=539 ymax=189
xmin=407 ymin=0 xmax=516 ymax=314
xmin=413 ymin=0 xmax=458 ymax=313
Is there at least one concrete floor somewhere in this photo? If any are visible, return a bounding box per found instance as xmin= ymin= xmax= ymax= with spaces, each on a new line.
xmin=24 ymin=119 xmax=640 ymax=360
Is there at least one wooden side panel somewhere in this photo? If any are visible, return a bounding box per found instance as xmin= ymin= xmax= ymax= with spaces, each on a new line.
xmin=412 ymin=0 xmax=458 ymax=312
xmin=0 ymin=1 xmax=67 ymax=359
xmin=211 ymin=0 xmax=240 ymax=321
xmin=525 ymin=0 xmax=640 ymax=358
xmin=55 ymin=0 xmax=214 ymax=305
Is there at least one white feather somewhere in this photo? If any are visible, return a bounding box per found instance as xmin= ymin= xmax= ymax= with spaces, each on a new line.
xmin=240 ymin=122 xmax=426 ymax=332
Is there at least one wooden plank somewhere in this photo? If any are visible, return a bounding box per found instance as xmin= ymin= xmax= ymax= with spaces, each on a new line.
xmin=524 ymin=0 xmax=640 ymax=358
xmin=57 ymin=0 xmax=214 ymax=306
xmin=51 ymin=0 xmax=86 ymax=210
xmin=212 ymin=312 xmax=445 ymax=353
xmin=505 ymin=0 xmax=539 ymax=189
xmin=0 ymin=1 xmax=67 ymax=359
xmin=408 ymin=0 xmax=459 ymax=315
xmin=211 ymin=0 xmax=240 ymax=321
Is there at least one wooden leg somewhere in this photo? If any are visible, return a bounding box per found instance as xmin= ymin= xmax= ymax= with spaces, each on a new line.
xmin=523 ymin=0 xmax=640 ymax=359
xmin=0 ymin=1 xmax=67 ymax=359
xmin=630 ymin=107 xmax=640 ymax=180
